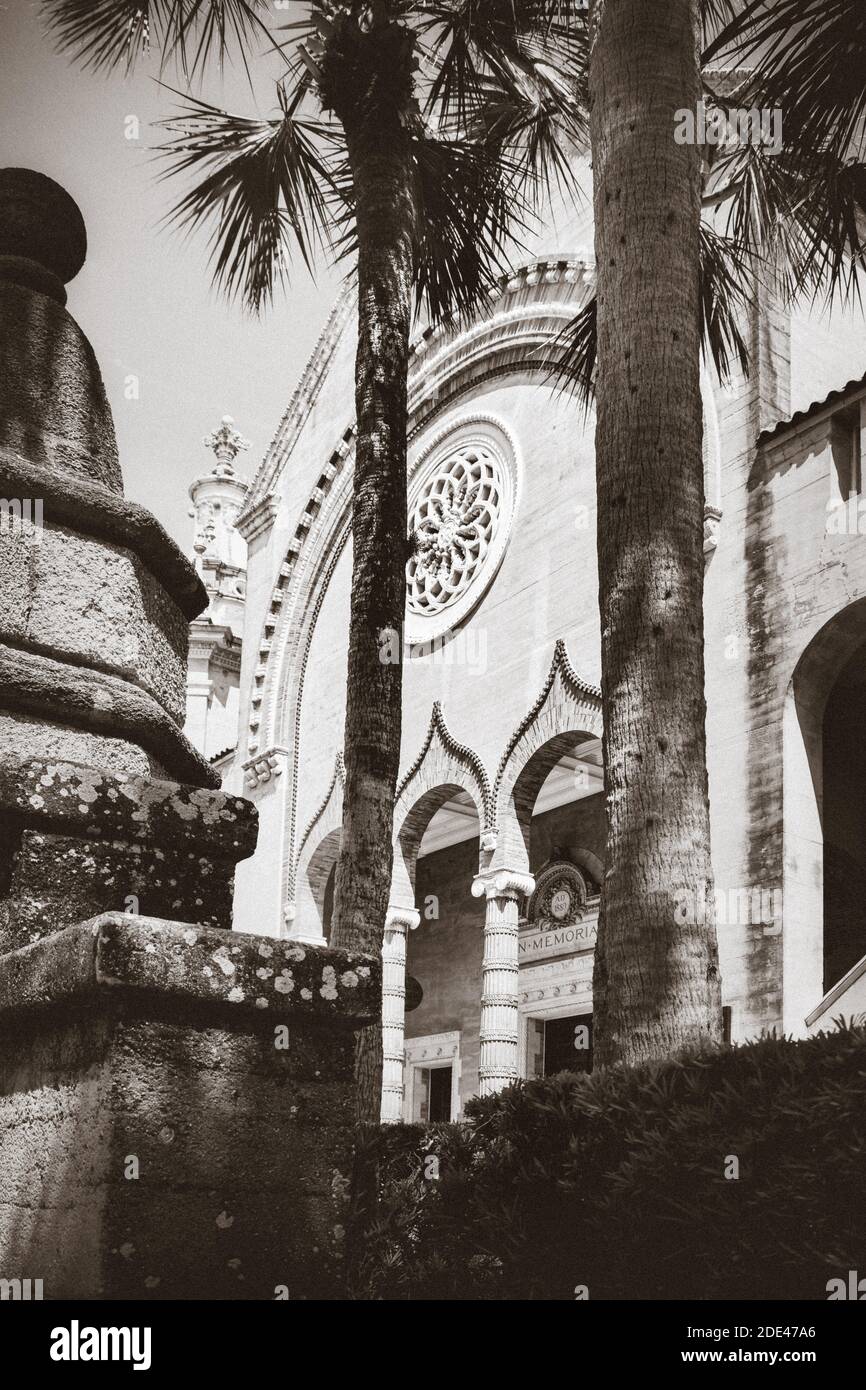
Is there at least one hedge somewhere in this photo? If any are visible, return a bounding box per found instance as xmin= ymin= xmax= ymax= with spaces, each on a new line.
xmin=354 ymin=1023 xmax=866 ymax=1300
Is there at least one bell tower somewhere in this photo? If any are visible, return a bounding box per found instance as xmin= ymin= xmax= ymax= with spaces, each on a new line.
xmin=185 ymin=416 xmax=250 ymax=763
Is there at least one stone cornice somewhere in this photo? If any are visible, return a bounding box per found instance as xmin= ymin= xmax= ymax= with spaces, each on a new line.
xmin=235 ymin=491 xmax=280 ymax=544
xmin=0 ymin=914 xmax=380 ymax=1031
xmin=0 ymin=642 xmax=220 ymax=788
xmin=188 ymin=620 xmax=242 ymax=674
xmin=0 ymin=446 xmax=207 ymax=621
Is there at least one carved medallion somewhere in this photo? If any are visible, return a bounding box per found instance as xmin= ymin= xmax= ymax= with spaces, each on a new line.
xmin=520 ymin=860 xmax=601 ymax=962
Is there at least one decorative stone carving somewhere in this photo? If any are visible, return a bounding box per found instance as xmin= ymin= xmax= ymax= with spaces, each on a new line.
xmin=520 ymin=859 xmax=601 ymax=963
xmin=527 ymin=860 xmax=599 ymax=927
xmin=243 ymin=747 xmax=288 ymax=789
xmin=704 ymin=503 xmax=723 ymax=557
xmin=202 ymin=415 xmax=250 ymax=474
xmin=190 ymin=416 xmax=250 ymax=580
xmin=405 ymin=418 xmax=518 ymax=644
xmin=409 ymin=443 xmax=502 ymax=608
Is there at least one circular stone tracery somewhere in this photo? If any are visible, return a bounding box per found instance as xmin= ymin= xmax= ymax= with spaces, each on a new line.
xmin=405 ymin=422 xmax=517 ymax=644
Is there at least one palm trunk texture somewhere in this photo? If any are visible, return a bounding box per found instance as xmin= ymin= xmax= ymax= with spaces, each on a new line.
xmin=589 ymin=0 xmax=723 ymax=1066
xmin=325 ymin=17 xmax=417 ymax=1131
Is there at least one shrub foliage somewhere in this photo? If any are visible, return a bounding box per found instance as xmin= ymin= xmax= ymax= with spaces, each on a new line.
xmin=354 ymin=1024 xmax=866 ymax=1300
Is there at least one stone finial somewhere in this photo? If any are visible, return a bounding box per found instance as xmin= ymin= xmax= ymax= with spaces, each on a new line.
xmin=0 ymin=168 xmax=87 ymax=303
xmin=202 ymin=415 xmax=251 ymax=476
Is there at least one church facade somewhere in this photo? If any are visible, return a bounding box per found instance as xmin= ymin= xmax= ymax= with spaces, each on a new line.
xmin=184 ymin=188 xmax=866 ymax=1123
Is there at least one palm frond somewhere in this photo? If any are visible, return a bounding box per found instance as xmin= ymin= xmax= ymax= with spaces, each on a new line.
xmin=699 ymin=222 xmax=750 ymax=379
xmin=704 ymin=0 xmax=866 ymax=165
xmin=710 ymin=135 xmax=866 ymax=305
xmin=41 ymin=0 xmax=273 ymax=77
xmin=700 ymin=0 xmax=738 ymax=41
xmin=419 ymin=0 xmax=589 ymax=190
xmin=158 ymin=82 xmax=341 ymax=311
xmin=548 ymin=293 xmax=596 ymax=409
xmin=473 ymin=64 xmax=587 ymax=202
xmin=411 ymin=130 xmax=527 ymax=325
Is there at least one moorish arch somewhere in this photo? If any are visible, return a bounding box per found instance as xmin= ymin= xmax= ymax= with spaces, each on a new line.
xmin=292 ymin=752 xmax=345 ymax=943
xmin=490 ymin=638 xmax=604 ymax=875
xmin=391 ymin=702 xmax=490 ymax=907
xmin=382 ymin=704 xmax=488 ymax=1122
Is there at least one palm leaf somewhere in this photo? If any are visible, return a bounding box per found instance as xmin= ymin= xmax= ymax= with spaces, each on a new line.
xmin=41 ymin=0 xmax=272 ymax=77
xmin=699 ymin=222 xmax=750 ymax=379
xmin=704 ymin=0 xmax=866 ymax=165
xmin=157 ymin=82 xmax=340 ymax=311
xmin=410 ymin=129 xmax=527 ymax=324
xmin=699 ymin=0 xmax=738 ymax=40
xmin=549 ymin=293 xmax=596 ymax=409
xmin=709 ymin=134 xmax=866 ymax=305
xmin=419 ymin=0 xmax=589 ymax=193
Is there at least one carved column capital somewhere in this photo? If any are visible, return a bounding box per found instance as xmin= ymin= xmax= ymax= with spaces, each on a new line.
xmin=471 ymin=868 xmax=535 ymax=902
xmin=385 ymin=904 xmax=421 ymax=934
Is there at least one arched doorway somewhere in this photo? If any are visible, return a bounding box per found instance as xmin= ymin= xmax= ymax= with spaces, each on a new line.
xmin=398 ymin=784 xmax=483 ymax=1121
xmin=822 ymin=642 xmax=866 ymax=990
xmin=787 ymin=598 xmax=866 ymax=1031
xmin=513 ymin=735 xmax=603 ymax=1080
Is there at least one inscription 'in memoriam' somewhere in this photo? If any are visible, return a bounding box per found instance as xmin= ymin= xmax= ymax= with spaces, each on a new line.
xmin=519 ymin=919 xmax=597 ymax=960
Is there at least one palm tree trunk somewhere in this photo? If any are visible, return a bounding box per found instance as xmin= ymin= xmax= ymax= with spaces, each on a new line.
xmin=326 ymin=20 xmax=417 ymax=1134
xmin=590 ymin=0 xmax=723 ymax=1066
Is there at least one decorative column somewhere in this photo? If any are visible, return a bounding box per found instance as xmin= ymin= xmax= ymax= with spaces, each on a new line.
xmin=381 ymin=904 xmax=420 ymax=1122
xmin=472 ymin=869 xmax=535 ymax=1095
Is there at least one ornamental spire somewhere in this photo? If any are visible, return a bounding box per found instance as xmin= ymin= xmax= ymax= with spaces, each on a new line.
xmin=202 ymin=415 xmax=250 ymax=476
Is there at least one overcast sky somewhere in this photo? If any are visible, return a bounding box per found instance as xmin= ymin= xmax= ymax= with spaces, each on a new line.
xmin=1 ymin=1 xmax=340 ymax=548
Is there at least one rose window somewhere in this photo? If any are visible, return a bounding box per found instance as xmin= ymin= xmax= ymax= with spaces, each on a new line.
xmin=407 ymin=443 xmax=504 ymax=624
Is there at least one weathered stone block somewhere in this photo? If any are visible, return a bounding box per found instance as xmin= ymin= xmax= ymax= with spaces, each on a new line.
xmin=0 ymin=914 xmax=379 ymax=1300
xmin=0 ymin=524 xmax=190 ymax=725
xmin=0 ymin=758 xmax=257 ymax=951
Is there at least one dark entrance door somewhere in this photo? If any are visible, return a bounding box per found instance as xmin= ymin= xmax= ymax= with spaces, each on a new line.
xmin=543 ymin=1013 xmax=593 ymax=1076
xmin=424 ymin=1064 xmax=453 ymax=1121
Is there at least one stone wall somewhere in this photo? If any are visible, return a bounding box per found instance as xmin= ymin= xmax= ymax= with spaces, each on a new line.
xmin=0 ymin=914 xmax=379 ymax=1299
